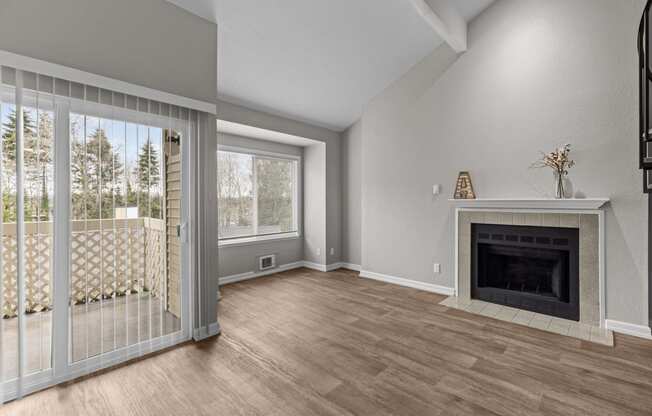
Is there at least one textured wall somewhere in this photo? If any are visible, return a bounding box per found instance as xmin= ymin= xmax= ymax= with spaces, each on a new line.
xmin=303 ymin=143 xmax=327 ymax=264
xmin=0 ymin=0 xmax=217 ymax=104
xmin=357 ymin=0 xmax=647 ymax=325
xmin=341 ymin=120 xmax=362 ymax=265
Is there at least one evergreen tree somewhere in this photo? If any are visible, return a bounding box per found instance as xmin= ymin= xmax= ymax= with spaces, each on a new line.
xmin=2 ymin=192 xmax=14 ymax=222
xmin=133 ymin=140 xmax=161 ymax=218
xmin=256 ymin=159 xmax=293 ymax=231
xmin=39 ymin=165 xmax=49 ymax=216
xmin=1 ymin=108 xmax=53 ymax=221
xmin=70 ymin=127 xmax=124 ymax=219
xmin=2 ymin=109 xmax=37 ymax=163
xmin=135 ymin=140 xmax=160 ymax=186
xmin=126 ymin=180 xmax=138 ymax=207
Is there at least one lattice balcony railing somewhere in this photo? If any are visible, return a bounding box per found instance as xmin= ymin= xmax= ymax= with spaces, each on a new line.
xmin=1 ymin=218 xmax=166 ymax=318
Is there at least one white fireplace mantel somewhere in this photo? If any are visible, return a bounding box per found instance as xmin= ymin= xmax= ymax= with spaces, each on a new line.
xmin=448 ymin=198 xmax=610 ymax=211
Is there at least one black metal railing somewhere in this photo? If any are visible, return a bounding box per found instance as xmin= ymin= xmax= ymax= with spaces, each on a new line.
xmin=638 ymin=0 xmax=652 ymax=191
xmin=640 ymin=0 xmax=652 ymax=328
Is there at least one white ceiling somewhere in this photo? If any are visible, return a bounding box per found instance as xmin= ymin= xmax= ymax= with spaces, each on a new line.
xmin=455 ymin=0 xmax=496 ymax=22
xmin=169 ymin=0 xmax=494 ymax=132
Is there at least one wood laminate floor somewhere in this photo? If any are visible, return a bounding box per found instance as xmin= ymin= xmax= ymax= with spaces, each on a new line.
xmin=2 ymin=267 xmax=652 ymax=415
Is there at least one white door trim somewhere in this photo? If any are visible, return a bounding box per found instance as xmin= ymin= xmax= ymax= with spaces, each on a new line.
xmin=52 ymin=97 xmax=71 ymax=380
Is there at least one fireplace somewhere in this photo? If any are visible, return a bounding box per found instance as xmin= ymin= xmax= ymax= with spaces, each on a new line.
xmin=471 ymin=223 xmax=579 ymax=321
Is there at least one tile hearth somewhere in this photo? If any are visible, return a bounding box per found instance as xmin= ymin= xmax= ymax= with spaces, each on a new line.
xmin=439 ymin=296 xmax=614 ymax=346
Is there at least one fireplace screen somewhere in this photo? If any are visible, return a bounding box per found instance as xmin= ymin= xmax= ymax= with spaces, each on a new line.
xmin=471 ymin=224 xmax=579 ymax=321
xmin=477 ymin=245 xmax=569 ymax=302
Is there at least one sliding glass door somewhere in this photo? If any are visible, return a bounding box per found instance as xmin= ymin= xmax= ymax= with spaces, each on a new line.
xmin=1 ymin=82 xmax=56 ymax=398
xmin=0 ymin=69 xmax=190 ymax=402
xmin=68 ymin=111 xmax=183 ymax=363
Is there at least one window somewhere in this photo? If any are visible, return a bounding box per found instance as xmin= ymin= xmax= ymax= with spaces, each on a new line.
xmin=218 ymin=147 xmax=299 ymax=243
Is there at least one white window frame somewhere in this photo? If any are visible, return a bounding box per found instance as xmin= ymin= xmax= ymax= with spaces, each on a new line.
xmin=217 ymin=145 xmax=301 ymax=247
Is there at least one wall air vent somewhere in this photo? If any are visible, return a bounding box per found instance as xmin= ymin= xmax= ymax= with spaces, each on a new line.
xmin=259 ymin=254 xmax=276 ymax=271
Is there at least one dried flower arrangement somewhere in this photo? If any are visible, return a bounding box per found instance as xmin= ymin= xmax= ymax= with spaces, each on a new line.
xmin=531 ymin=144 xmax=575 ymax=199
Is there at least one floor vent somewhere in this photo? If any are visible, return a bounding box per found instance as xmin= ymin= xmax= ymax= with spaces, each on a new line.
xmin=259 ymin=254 xmax=276 ymax=271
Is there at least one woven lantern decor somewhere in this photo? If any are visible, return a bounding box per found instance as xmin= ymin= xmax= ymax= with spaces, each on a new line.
xmin=453 ymin=171 xmax=476 ymax=199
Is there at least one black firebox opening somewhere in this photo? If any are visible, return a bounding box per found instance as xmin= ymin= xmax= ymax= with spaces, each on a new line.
xmin=471 ymin=224 xmax=579 ymax=321
xmin=477 ymin=244 xmax=570 ymax=302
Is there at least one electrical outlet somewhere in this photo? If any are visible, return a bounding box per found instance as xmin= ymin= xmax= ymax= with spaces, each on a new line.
xmin=316 ymin=248 xmax=321 ymax=256
xmin=433 ymin=263 xmax=441 ymax=274
xmin=330 ymin=248 xmax=335 ymax=255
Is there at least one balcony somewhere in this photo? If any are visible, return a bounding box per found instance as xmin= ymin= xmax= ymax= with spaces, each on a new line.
xmin=1 ymin=218 xmax=180 ymax=378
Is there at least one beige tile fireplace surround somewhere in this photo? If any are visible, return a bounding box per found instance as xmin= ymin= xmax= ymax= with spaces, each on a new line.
xmin=445 ymin=199 xmax=611 ymax=345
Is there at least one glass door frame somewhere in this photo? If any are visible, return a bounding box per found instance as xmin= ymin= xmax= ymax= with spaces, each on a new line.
xmin=53 ymin=99 xmax=192 ymax=384
xmin=1 ymin=82 xmax=192 ymax=401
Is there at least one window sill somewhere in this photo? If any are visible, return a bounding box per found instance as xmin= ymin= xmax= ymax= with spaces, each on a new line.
xmin=218 ymin=232 xmax=301 ymax=248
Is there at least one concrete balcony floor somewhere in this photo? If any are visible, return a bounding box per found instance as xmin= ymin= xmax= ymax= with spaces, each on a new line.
xmin=1 ymin=293 xmax=181 ymax=380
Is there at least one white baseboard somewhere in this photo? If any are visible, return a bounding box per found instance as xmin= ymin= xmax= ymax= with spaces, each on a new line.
xmin=359 ymin=269 xmax=455 ymax=296
xmin=339 ymin=263 xmax=361 ymax=271
xmin=303 ymin=261 xmax=344 ymax=272
xmin=302 ymin=261 xmax=326 ymax=272
xmin=326 ymin=262 xmax=344 ymax=271
xmin=605 ymin=319 xmax=652 ymax=340
xmin=303 ymin=261 xmax=352 ymax=272
xmin=219 ymin=261 xmax=305 ymax=285
xmin=219 ymin=260 xmax=358 ymax=286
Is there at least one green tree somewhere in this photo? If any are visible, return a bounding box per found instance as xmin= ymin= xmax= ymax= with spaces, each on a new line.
xmin=29 ymin=111 xmax=55 ymax=221
xmin=2 ymin=193 xmax=33 ymax=223
xmin=217 ymin=152 xmax=253 ymax=236
xmin=256 ymin=159 xmax=293 ymax=232
xmin=2 ymin=109 xmax=37 ymax=164
xmin=134 ymin=140 xmax=161 ymax=218
xmin=135 ymin=140 xmax=160 ymax=186
xmin=71 ymin=127 xmax=124 ymax=219
xmin=2 ymin=108 xmax=53 ymax=222
xmin=2 ymin=192 xmax=15 ymax=222
xmin=126 ymin=179 xmax=138 ymax=207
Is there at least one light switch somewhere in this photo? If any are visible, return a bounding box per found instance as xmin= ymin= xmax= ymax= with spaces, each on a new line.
xmin=432 ymin=184 xmax=441 ymax=196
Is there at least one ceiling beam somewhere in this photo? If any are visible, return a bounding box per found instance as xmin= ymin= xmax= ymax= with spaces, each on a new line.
xmin=410 ymin=0 xmax=467 ymax=52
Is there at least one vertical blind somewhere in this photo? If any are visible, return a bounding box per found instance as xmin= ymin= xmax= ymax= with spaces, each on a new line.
xmin=0 ymin=65 xmax=196 ymax=402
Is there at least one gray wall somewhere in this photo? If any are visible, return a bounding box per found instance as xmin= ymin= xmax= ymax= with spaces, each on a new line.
xmin=354 ymin=0 xmax=647 ymax=325
xmin=217 ymin=133 xmax=304 ymax=277
xmin=341 ymin=120 xmax=362 ymax=266
xmin=218 ymin=100 xmax=339 ymax=144
xmin=303 ymin=143 xmax=327 ymax=264
xmin=326 ymin=136 xmax=342 ymax=265
xmin=0 ymin=0 xmax=217 ymax=104
xmin=195 ymin=112 xmax=220 ymax=334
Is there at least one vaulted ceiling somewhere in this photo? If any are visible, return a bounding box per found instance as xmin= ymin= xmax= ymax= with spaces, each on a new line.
xmin=168 ymin=0 xmax=494 ymax=131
